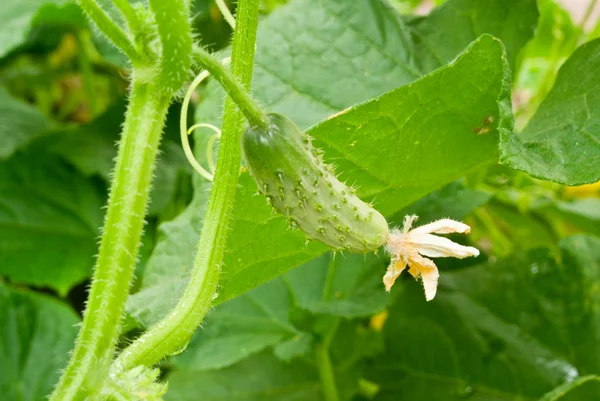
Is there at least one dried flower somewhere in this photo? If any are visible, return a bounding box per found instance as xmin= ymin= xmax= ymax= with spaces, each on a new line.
xmin=384 ymin=215 xmax=479 ymax=301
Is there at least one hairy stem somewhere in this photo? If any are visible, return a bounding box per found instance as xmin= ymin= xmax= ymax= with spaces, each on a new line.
xmin=192 ymin=46 xmax=270 ymax=130
xmin=112 ymin=0 xmax=142 ymax=34
xmin=76 ymin=0 xmax=143 ymax=65
xmin=112 ymin=0 xmax=262 ymax=371
xmin=149 ymin=0 xmax=193 ymax=93
xmin=50 ymin=80 xmax=171 ymax=401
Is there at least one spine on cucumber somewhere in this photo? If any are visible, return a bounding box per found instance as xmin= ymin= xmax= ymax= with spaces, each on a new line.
xmin=242 ymin=113 xmax=389 ymax=253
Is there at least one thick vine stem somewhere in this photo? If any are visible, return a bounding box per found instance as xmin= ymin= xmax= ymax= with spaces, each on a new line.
xmin=76 ymin=0 xmax=143 ymax=65
xmin=148 ymin=0 xmax=193 ymax=93
xmin=192 ymin=46 xmax=270 ymax=130
xmin=49 ymin=80 xmax=171 ymax=401
xmin=112 ymin=0 xmax=262 ymax=371
xmin=112 ymin=0 xmax=142 ymax=35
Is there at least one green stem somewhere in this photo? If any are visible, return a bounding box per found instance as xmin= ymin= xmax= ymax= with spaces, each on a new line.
xmin=149 ymin=0 xmax=193 ymax=93
xmin=112 ymin=0 xmax=262 ymax=371
xmin=49 ymin=81 xmax=171 ymax=401
xmin=76 ymin=0 xmax=143 ymax=65
xmin=316 ymin=343 xmax=340 ymax=401
xmin=215 ymin=0 xmax=236 ymax=28
xmin=192 ymin=46 xmax=270 ymax=130
xmin=112 ymin=0 xmax=142 ymax=34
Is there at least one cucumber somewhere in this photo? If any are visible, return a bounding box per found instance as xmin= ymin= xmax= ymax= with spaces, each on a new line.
xmin=242 ymin=113 xmax=389 ymax=253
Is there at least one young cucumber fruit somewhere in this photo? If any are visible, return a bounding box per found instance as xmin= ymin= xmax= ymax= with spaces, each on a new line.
xmin=242 ymin=113 xmax=389 ymax=253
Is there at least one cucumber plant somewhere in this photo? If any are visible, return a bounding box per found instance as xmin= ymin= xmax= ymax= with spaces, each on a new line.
xmin=1 ymin=0 xmax=599 ymax=401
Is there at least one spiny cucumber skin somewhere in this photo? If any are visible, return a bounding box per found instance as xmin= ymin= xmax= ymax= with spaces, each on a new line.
xmin=242 ymin=113 xmax=389 ymax=253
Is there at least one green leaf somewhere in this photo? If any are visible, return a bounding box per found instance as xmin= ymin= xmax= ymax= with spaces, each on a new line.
xmin=501 ymin=39 xmax=600 ymax=185
xmin=273 ymin=332 xmax=314 ymax=362
xmin=407 ymin=0 xmax=538 ymax=73
xmin=0 ymin=151 xmax=105 ymax=295
xmin=46 ymin=99 xmax=125 ymax=180
xmin=0 ymin=0 xmax=68 ymax=58
xmin=0 ymin=282 xmax=80 ymax=401
xmin=368 ymin=235 xmax=600 ymax=400
xmin=469 ymin=199 xmax=558 ymax=257
xmin=135 ymin=0 xmax=537 ymax=312
xmin=166 ymin=352 xmax=325 ymax=401
xmin=31 ymin=3 xmax=86 ymax=28
xmin=0 ymin=87 xmax=55 ymax=160
xmin=540 ymin=376 xmax=600 ymax=401
xmin=285 ymin=252 xmax=390 ymax=318
xmin=166 ymin=319 xmax=376 ymax=400
xmin=540 ymin=197 xmax=600 ymax=237
xmin=199 ymin=0 xmax=536 ymax=129
xmin=216 ymin=34 xmax=510 ymax=302
xmin=389 ymin=181 xmax=491 ymax=225
xmin=171 ymin=278 xmax=303 ymax=371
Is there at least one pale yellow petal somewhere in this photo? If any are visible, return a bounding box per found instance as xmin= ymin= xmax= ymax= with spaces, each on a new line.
xmin=421 ymin=264 xmax=440 ymax=301
xmin=409 ymin=233 xmax=480 ymax=259
xmin=407 ymin=253 xmax=439 ymax=301
xmin=407 ymin=265 xmax=420 ymax=278
xmin=410 ymin=219 xmax=472 ymax=235
xmin=383 ymin=258 xmax=407 ymax=292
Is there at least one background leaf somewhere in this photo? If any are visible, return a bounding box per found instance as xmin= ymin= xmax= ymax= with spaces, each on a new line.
xmin=0 ymin=87 xmax=56 ymax=159
xmin=285 ymin=252 xmax=390 ymax=318
xmin=166 ymin=352 xmax=325 ymax=401
xmin=0 ymin=282 xmax=80 ymax=401
xmin=0 ymin=151 xmax=105 ymax=295
xmin=501 ymin=39 xmax=600 ymax=185
xmin=367 ymin=234 xmax=600 ymax=400
xmin=171 ymin=278 xmax=305 ymax=371
xmin=0 ymin=0 xmax=68 ymax=58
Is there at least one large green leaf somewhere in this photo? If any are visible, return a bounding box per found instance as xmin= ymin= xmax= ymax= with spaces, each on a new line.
xmin=389 ymin=181 xmax=491 ymax=225
xmin=368 ymin=234 xmax=600 ymax=400
xmin=0 ymin=0 xmax=68 ymax=58
xmin=407 ymin=0 xmax=538 ymax=73
xmin=0 ymin=151 xmax=105 ymax=295
xmin=218 ymin=34 xmax=509 ymax=302
xmin=0 ymin=87 xmax=55 ymax=159
xmin=171 ymin=278 xmax=304 ymax=371
xmin=166 ymin=352 xmax=325 ymax=401
xmin=131 ymin=0 xmax=537 ymax=315
xmin=0 ymin=282 xmax=80 ymax=401
xmin=166 ymin=322 xmax=374 ymax=401
xmin=285 ymin=252 xmax=390 ymax=318
xmin=199 ymin=0 xmax=536 ymax=130
xmin=501 ymin=39 xmax=600 ymax=185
